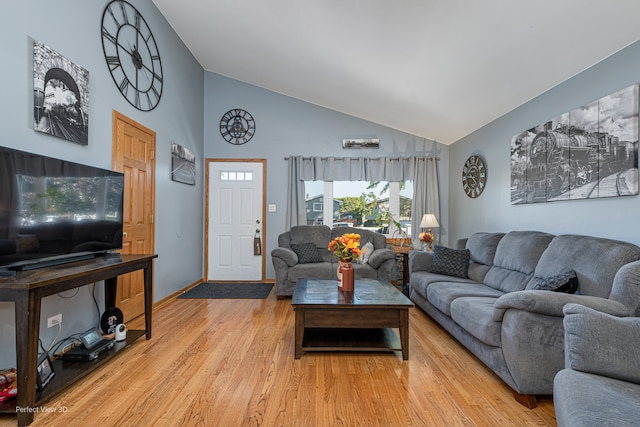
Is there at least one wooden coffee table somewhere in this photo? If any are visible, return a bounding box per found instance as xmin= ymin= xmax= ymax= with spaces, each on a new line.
xmin=291 ymin=278 xmax=414 ymax=360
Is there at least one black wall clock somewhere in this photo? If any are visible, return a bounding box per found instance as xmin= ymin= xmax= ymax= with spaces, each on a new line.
xmin=101 ymin=0 xmax=163 ymax=111
xmin=462 ymin=155 xmax=487 ymax=198
xmin=220 ymin=109 xmax=256 ymax=145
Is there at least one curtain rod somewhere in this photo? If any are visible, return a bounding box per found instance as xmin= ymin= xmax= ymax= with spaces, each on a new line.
xmin=283 ymin=155 xmax=440 ymax=160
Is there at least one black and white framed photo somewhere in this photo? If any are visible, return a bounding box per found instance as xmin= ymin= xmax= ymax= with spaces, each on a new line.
xmin=510 ymin=84 xmax=638 ymax=204
xmin=33 ymin=40 xmax=89 ymax=145
xmin=171 ymin=142 xmax=196 ymax=185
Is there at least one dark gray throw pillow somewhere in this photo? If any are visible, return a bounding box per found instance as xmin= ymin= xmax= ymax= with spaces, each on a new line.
xmin=530 ymin=270 xmax=579 ymax=293
xmin=431 ymin=245 xmax=470 ymax=278
xmin=291 ymin=243 xmax=323 ymax=264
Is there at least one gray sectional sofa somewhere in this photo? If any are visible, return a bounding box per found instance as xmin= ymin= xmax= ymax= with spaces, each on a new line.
xmin=271 ymin=225 xmax=396 ymax=298
xmin=408 ymin=230 xmax=640 ymax=407
xmin=554 ymin=303 xmax=640 ymax=427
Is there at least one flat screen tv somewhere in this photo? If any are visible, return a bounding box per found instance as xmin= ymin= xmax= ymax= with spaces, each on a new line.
xmin=0 ymin=146 xmax=124 ymax=273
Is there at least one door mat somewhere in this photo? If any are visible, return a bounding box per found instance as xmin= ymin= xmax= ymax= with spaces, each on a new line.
xmin=178 ymin=283 xmax=273 ymax=299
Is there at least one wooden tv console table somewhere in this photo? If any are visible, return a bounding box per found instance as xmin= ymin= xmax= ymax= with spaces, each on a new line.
xmin=0 ymin=253 xmax=157 ymax=426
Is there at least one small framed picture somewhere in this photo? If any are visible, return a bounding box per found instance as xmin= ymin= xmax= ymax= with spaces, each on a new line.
xmin=171 ymin=142 xmax=196 ymax=185
xmin=36 ymin=353 xmax=55 ymax=391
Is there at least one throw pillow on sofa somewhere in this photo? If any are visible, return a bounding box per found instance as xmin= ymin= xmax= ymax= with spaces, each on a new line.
xmin=359 ymin=242 xmax=375 ymax=264
xmin=291 ymin=243 xmax=323 ymax=264
xmin=431 ymin=245 xmax=470 ymax=278
xmin=530 ymin=270 xmax=579 ymax=293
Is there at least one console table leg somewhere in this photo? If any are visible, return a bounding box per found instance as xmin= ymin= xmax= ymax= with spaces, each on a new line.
xmin=143 ymin=264 xmax=153 ymax=339
xmin=104 ymin=277 xmax=117 ymax=308
xmin=15 ymin=290 xmax=40 ymax=426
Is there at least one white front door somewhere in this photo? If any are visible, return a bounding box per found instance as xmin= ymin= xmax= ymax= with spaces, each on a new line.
xmin=206 ymin=160 xmax=265 ymax=281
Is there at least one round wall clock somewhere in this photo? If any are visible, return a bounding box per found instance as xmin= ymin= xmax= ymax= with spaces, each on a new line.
xmin=101 ymin=0 xmax=163 ymax=111
xmin=462 ymin=155 xmax=487 ymax=198
xmin=220 ymin=109 xmax=256 ymax=145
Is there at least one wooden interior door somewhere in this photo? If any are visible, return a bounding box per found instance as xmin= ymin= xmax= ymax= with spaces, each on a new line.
xmin=112 ymin=110 xmax=155 ymax=321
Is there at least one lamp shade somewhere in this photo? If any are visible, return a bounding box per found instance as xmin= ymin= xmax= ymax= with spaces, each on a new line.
xmin=420 ymin=214 xmax=439 ymax=229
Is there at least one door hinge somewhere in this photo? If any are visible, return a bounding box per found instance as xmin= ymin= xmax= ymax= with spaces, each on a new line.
xmin=150 ymin=150 xmax=155 ymax=160
xmin=149 ymin=214 xmax=154 ymax=224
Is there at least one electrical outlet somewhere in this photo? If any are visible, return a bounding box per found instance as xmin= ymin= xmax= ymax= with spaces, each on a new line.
xmin=47 ymin=314 xmax=62 ymax=328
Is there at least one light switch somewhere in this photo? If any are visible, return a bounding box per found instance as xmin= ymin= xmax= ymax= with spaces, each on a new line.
xmin=268 ymin=204 xmax=277 ymax=212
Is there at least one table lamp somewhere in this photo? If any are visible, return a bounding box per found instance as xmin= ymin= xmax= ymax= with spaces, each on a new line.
xmin=419 ymin=214 xmax=439 ymax=251
xmin=420 ymin=214 xmax=439 ymax=234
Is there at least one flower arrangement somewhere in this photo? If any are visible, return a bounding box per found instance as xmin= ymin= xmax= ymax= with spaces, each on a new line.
xmin=419 ymin=231 xmax=434 ymax=250
xmin=418 ymin=231 xmax=433 ymax=244
xmin=328 ymin=233 xmax=361 ymax=260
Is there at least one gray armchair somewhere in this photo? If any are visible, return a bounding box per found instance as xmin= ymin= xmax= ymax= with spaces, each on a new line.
xmin=554 ymin=303 xmax=640 ymax=427
xmin=271 ymin=225 xmax=396 ymax=298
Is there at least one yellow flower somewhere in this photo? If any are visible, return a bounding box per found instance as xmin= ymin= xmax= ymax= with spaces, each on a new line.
xmin=328 ymin=233 xmax=361 ymax=260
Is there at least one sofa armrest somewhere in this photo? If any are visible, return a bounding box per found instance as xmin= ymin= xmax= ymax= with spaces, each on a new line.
xmin=563 ymin=303 xmax=640 ymax=384
xmin=493 ymin=290 xmax=631 ymax=321
xmin=270 ymin=247 xmax=298 ymax=267
xmin=408 ymin=250 xmax=433 ymax=274
xmin=367 ymin=248 xmax=395 ymax=269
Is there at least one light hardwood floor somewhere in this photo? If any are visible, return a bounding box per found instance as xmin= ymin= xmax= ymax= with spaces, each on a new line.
xmin=0 ymin=289 xmax=556 ymax=426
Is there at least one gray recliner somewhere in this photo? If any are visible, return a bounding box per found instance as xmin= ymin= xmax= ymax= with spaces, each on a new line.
xmin=554 ymin=303 xmax=640 ymax=427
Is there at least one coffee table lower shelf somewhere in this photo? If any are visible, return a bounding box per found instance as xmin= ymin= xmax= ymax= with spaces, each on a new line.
xmin=301 ymin=328 xmax=401 ymax=354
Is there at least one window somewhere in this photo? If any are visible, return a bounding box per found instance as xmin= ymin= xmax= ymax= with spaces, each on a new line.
xmin=219 ymin=171 xmax=253 ymax=181
xmin=304 ymin=180 xmax=413 ymax=235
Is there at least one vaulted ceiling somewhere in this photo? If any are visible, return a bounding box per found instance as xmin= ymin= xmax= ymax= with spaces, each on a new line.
xmin=153 ymin=0 xmax=640 ymax=144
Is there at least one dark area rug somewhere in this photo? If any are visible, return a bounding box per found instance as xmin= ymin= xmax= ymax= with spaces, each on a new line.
xmin=178 ymin=283 xmax=273 ymax=299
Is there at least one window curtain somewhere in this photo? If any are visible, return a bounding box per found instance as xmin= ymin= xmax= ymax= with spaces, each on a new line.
xmin=411 ymin=157 xmax=440 ymax=244
xmin=285 ymin=156 xmax=439 ymax=236
xmin=285 ymin=156 xmax=307 ymax=229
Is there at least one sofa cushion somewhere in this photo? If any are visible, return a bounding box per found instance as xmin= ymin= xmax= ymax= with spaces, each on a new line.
xmin=291 ymin=243 xmax=323 ymax=264
xmin=450 ymin=296 xmax=502 ymax=347
xmin=426 ymin=282 xmax=504 ymax=316
xmin=533 ymin=234 xmax=640 ymax=298
xmin=290 ymin=225 xmax=331 ymax=248
xmin=410 ymin=271 xmax=477 ymax=299
xmin=465 ymin=232 xmax=505 ymax=283
xmin=529 ymin=270 xmax=578 ymax=293
xmin=483 ymin=231 xmax=554 ymax=293
xmin=431 ymin=245 xmax=470 ymax=278
xmin=287 ymin=262 xmax=336 ymax=282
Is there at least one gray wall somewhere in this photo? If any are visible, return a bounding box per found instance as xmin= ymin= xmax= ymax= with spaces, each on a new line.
xmin=0 ymin=0 xmax=204 ymax=366
xmin=449 ymin=40 xmax=640 ymax=247
xmin=204 ymin=72 xmax=450 ymax=279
